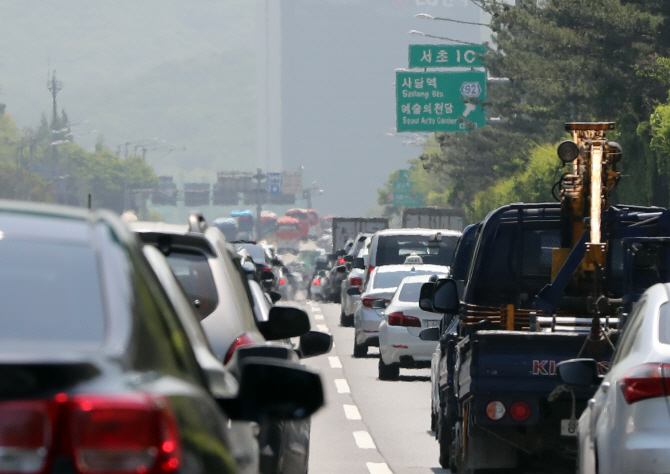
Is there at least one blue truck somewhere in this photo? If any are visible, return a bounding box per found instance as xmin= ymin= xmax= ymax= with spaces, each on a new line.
xmin=421 ymin=123 xmax=670 ymax=473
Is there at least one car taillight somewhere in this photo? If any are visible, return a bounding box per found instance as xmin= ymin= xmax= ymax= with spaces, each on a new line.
xmin=621 ymin=363 xmax=670 ymax=404
xmin=486 ymin=401 xmax=506 ymax=421
xmin=224 ymin=333 xmax=255 ymax=365
xmin=338 ymin=258 xmax=345 ymax=265
xmin=262 ymin=266 xmax=272 ymax=272
xmin=367 ymin=266 xmax=375 ymax=275
xmin=313 ymin=279 xmax=321 ymax=286
xmin=361 ymin=297 xmax=374 ymax=308
xmin=349 ymin=277 xmax=363 ymax=287
xmin=387 ymin=312 xmax=421 ymax=327
xmin=279 ymin=278 xmax=286 ymax=285
xmin=0 ymin=399 xmax=57 ymax=473
xmin=509 ymin=401 xmax=531 ymax=421
xmin=70 ymin=394 xmax=181 ymax=474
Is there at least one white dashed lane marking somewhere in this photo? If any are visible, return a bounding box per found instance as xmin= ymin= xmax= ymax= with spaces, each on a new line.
xmin=366 ymin=462 xmax=393 ymax=474
xmin=343 ymin=404 xmax=361 ymax=420
xmin=314 ymin=314 xmax=324 ymax=320
xmin=317 ymin=324 xmax=328 ymax=332
xmin=328 ymin=356 xmax=342 ymax=369
xmin=353 ymin=431 xmax=376 ymax=449
xmin=334 ymin=379 xmax=350 ymax=394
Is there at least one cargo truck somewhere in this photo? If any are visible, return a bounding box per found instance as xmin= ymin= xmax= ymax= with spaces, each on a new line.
xmin=331 ymin=217 xmax=389 ymax=253
xmin=402 ymin=207 xmax=465 ymax=231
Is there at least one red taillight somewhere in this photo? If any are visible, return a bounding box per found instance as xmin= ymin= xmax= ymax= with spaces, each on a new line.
xmin=361 ymin=297 xmax=374 ymax=308
xmin=387 ymin=312 xmax=421 ymax=327
xmin=224 ymin=333 xmax=255 ymax=365
xmin=0 ymin=399 xmax=56 ymax=473
xmin=313 ymin=279 xmax=321 ymax=286
xmin=279 ymin=278 xmax=286 ymax=285
xmin=621 ymin=363 xmax=670 ymax=404
xmin=338 ymin=258 xmax=345 ymax=265
xmin=262 ymin=266 xmax=272 ymax=272
xmin=367 ymin=266 xmax=375 ymax=275
xmin=71 ymin=393 xmax=181 ymax=474
xmin=349 ymin=277 xmax=363 ymax=287
xmin=509 ymin=401 xmax=531 ymax=421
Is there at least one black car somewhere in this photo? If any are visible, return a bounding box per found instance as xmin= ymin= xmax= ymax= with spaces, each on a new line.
xmin=0 ymin=201 xmax=323 ymax=474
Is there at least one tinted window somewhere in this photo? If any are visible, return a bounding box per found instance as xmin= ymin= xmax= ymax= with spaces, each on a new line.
xmin=376 ymin=234 xmax=458 ymax=266
xmin=165 ymin=250 xmax=218 ymax=319
xmin=374 ymin=269 xmax=442 ymax=290
xmin=398 ymin=282 xmax=424 ymax=302
xmin=0 ymin=240 xmax=105 ymax=343
xmin=234 ymin=244 xmax=266 ymax=265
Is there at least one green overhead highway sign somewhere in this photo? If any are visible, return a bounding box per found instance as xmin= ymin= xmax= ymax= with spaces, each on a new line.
xmin=396 ymin=70 xmax=486 ymax=132
xmin=408 ymin=44 xmax=487 ymax=69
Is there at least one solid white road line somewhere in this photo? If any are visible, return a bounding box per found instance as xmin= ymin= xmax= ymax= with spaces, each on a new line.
xmin=335 ymin=379 xmax=350 ymax=393
xmin=353 ymin=431 xmax=376 ymax=449
xmin=343 ymin=404 xmax=361 ymax=420
xmin=366 ymin=462 xmax=393 ymax=474
xmin=317 ymin=324 xmax=329 ymax=332
xmin=328 ymin=356 xmax=342 ymax=369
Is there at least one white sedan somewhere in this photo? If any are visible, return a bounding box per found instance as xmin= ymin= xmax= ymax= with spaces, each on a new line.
xmin=352 ymin=262 xmax=450 ymax=358
xmin=559 ymin=282 xmax=670 ymax=474
xmin=378 ymin=274 xmax=447 ymax=380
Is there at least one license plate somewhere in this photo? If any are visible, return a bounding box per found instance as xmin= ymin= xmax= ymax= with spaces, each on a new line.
xmin=425 ymin=320 xmax=440 ymax=328
xmin=560 ymin=419 xmax=578 ymax=437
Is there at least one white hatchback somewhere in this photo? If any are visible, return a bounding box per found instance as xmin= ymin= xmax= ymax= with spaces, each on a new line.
xmin=378 ymin=274 xmax=447 ymax=380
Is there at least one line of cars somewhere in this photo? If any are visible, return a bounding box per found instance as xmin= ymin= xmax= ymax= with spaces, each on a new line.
xmin=335 ymin=227 xmax=461 ymax=380
xmin=0 ymin=201 xmax=331 ymax=474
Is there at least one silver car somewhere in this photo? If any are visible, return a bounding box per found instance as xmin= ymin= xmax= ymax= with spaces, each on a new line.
xmin=560 ymin=283 xmax=670 ymax=474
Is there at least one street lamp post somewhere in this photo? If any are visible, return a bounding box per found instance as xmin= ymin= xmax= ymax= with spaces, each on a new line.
xmin=253 ymin=168 xmax=266 ymax=239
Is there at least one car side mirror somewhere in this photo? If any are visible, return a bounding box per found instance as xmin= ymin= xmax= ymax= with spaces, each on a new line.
xmin=352 ymin=257 xmax=365 ymax=269
xmin=219 ymin=357 xmax=324 ymax=422
xmin=419 ymin=327 xmax=440 ymax=341
xmin=258 ymin=306 xmax=311 ymax=340
xmin=556 ymin=359 xmax=601 ymax=386
xmin=427 ymin=278 xmax=459 ymax=313
xmin=336 ymin=265 xmax=347 ymax=273
xmin=347 ymin=286 xmax=361 ymax=296
xmin=261 ymin=269 xmax=275 ymax=280
xmin=269 ymin=290 xmax=281 ymax=304
xmin=419 ymin=282 xmax=436 ymax=312
xmin=371 ymin=299 xmax=387 ymax=310
xmin=298 ymin=331 xmax=333 ymax=358
xmin=343 ymin=255 xmax=354 ymax=263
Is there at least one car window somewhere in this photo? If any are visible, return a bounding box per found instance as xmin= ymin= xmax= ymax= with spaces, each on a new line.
xmin=0 ymin=239 xmax=105 ymax=343
xmin=612 ymin=299 xmax=648 ymax=365
xmin=658 ymin=301 xmax=670 ymax=344
xmin=376 ymin=234 xmax=458 ymax=266
xmin=398 ymin=281 xmax=424 ymax=302
xmin=165 ymin=250 xmax=219 ymax=320
xmin=234 ymin=244 xmax=266 ymax=265
xmin=373 ymin=269 xmax=440 ymax=290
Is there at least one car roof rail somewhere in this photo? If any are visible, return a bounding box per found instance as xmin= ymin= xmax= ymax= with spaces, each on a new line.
xmin=188 ymin=212 xmax=208 ymax=233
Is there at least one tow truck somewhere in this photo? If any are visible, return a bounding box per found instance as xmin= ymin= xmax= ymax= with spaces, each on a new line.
xmin=420 ymin=123 xmax=670 ymax=472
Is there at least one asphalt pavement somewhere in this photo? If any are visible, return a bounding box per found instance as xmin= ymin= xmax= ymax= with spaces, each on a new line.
xmin=300 ymin=299 xmax=447 ymax=474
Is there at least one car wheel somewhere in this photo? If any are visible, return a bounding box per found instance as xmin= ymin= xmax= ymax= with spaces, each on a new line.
xmin=353 ymin=341 xmax=367 ymax=358
xmin=378 ymin=358 xmax=399 ymax=380
xmin=340 ymin=309 xmax=353 ymax=327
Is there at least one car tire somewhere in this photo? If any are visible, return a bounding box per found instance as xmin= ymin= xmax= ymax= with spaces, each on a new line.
xmin=378 ymin=358 xmax=399 ymax=380
xmin=353 ymin=341 xmax=367 ymax=358
xmin=340 ymin=309 xmax=353 ymax=327
xmin=438 ymin=415 xmax=451 ymax=469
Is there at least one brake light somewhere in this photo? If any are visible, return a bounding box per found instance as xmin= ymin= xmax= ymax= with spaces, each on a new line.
xmin=338 ymin=258 xmax=345 ymax=265
xmin=263 ymin=266 xmax=272 ymax=272
xmin=279 ymin=278 xmax=286 ymax=285
xmin=387 ymin=312 xmax=421 ymax=327
xmin=70 ymin=394 xmax=181 ymax=474
xmin=349 ymin=277 xmax=363 ymax=287
xmin=224 ymin=333 xmax=255 ymax=365
xmin=313 ymin=279 xmax=321 ymax=286
xmin=509 ymin=401 xmax=531 ymax=421
xmin=368 ymin=266 xmax=375 ymax=275
xmin=361 ymin=297 xmax=374 ymax=308
xmin=0 ymin=399 xmax=57 ymax=473
xmin=621 ymin=363 xmax=670 ymax=404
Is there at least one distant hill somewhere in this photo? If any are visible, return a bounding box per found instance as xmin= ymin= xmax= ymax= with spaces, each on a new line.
xmin=0 ymin=0 xmax=258 ymax=181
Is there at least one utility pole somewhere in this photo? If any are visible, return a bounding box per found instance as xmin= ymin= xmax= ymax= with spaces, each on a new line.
xmin=253 ymin=168 xmax=266 ymax=240
xmin=47 ymin=70 xmax=62 ymax=128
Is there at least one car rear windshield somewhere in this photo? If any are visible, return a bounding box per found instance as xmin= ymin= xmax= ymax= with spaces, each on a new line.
xmin=374 ymin=269 xmax=440 ymax=290
xmin=398 ymin=282 xmax=425 ymax=302
xmin=376 ymin=234 xmax=458 ymax=266
xmin=234 ymin=244 xmax=266 ymax=265
xmin=0 ymin=240 xmax=105 ymax=343
xmin=165 ymin=250 xmax=218 ymax=320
